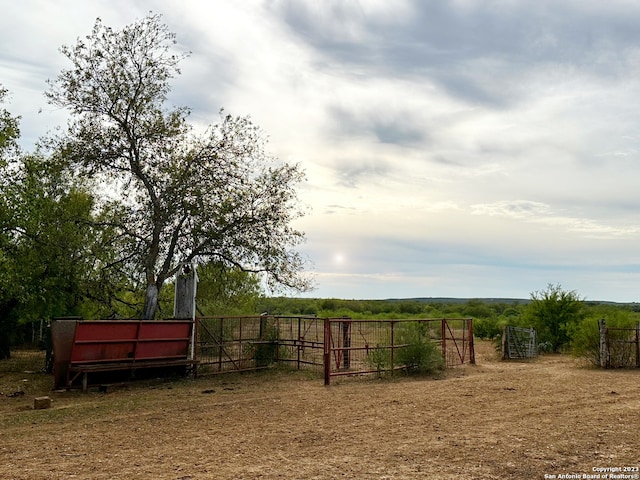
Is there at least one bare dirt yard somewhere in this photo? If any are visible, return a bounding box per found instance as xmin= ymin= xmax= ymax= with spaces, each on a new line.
xmin=1 ymin=341 xmax=639 ymax=480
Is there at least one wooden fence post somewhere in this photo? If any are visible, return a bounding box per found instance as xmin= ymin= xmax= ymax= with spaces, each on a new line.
xmin=599 ymin=319 xmax=609 ymax=369
xmin=174 ymin=263 xmax=197 ymax=319
xmin=501 ymin=325 xmax=507 ymax=360
xmin=174 ymin=263 xmax=198 ymax=360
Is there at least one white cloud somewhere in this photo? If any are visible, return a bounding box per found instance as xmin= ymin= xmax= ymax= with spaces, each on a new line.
xmin=3 ymin=0 xmax=640 ymax=301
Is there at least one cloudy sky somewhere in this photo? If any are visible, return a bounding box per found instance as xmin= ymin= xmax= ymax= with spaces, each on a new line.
xmin=2 ymin=1 xmax=640 ymax=302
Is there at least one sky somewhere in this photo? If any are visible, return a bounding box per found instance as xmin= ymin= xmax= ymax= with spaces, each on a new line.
xmin=2 ymin=1 xmax=640 ymax=302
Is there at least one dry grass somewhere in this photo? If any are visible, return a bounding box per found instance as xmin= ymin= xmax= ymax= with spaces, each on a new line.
xmin=1 ymin=341 xmax=639 ymax=479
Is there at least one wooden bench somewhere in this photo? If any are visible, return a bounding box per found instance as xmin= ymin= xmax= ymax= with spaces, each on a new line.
xmin=65 ymin=320 xmax=197 ymax=391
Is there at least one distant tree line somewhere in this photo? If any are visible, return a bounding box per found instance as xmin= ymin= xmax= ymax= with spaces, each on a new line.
xmin=256 ymin=284 xmax=640 ymax=362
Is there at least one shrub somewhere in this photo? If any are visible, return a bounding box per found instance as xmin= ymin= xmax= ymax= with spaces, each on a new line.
xmin=395 ymin=322 xmax=444 ymax=375
xmin=523 ymin=284 xmax=585 ymax=352
xmin=366 ymin=344 xmax=391 ymax=377
xmin=571 ymin=310 xmax=638 ymax=366
xmin=474 ymin=316 xmax=503 ymax=340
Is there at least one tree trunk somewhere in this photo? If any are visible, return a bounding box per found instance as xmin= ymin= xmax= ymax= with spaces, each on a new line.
xmin=0 ymin=300 xmax=18 ymax=359
xmin=0 ymin=331 xmax=10 ymax=360
xmin=143 ymin=283 xmax=159 ymax=320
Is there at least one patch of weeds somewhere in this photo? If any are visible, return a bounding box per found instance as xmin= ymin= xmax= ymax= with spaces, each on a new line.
xmin=366 ymin=344 xmax=391 ymax=377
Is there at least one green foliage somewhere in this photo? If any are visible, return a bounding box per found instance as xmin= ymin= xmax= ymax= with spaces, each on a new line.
xmin=366 ymin=344 xmax=391 ymax=377
xmin=523 ymin=284 xmax=585 ymax=353
xmin=196 ymin=262 xmax=262 ymax=315
xmin=255 ymin=297 xmax=532 ymax=326
xmin=473 ymin=317 xmax=504 ymax=340
xmin=571 ymin=307 xmax=639 ymax=366
xmin=461 ymin=299 xmax=494 ymax=318
xmin=395 ymin=322 xmax=444 ymax=375
xmin=0 ymin=86 xmax=20 ymax=162
xmin=1 ymin=153 xmax=106 ymax=319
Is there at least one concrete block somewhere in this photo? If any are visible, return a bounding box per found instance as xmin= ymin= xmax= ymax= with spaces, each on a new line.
xmin=34 ymin=396 xmax=52 ymax=410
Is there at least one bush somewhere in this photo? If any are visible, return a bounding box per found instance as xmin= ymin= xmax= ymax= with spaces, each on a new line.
xmin=571 ymin=310 xmax=638 ymax=366
xmin=366 ymin=344 xmax=391 ymax=377
xmin=474 ymin=317 xmax=504 ymax=340
xmin=253 ymin=318 xmax=279 ymax=367
xmin=523 ymin=284 xmax=585 ymax=352
xmin=395 ymin=322 xmax=444 ymax=375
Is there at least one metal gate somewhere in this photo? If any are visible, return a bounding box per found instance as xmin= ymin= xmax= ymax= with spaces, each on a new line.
xmin=195 ymin=316 xmax=324 ymax=374
xmin=501 ymin=326 xmax=537 ymax=360
xmin=441 ymin=317 xmax=475 ymax=367
xmin=599 ymin=320 xmax=640 ymax=368
xmin=323 ymin=318 xmax=475 ymax=385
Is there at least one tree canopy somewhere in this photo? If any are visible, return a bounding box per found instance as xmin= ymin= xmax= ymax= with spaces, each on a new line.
xmin=0 ymin=87 xmax=20 ymax=161
xmin=45 ymin=14 xmax=310 ymax=319
xmin=1 ymin=91 xmax=105 ymax=356
xmin=523 ymin=283 xmax=585 ymax=352
xmin=0 ymin=86 xmax=21 ymax=358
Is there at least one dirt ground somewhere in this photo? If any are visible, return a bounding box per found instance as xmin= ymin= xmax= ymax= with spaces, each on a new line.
xmin=1 ymin=341 xmax=639 ymax=480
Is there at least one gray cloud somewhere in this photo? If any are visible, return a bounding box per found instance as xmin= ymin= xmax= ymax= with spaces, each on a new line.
xmin=271 ymin=1 xmax=640 ymax=107
xmin=327 ymin=105 xmax=428 ymax=146
xmin=332 ymin=157 xmax=393 ymax=188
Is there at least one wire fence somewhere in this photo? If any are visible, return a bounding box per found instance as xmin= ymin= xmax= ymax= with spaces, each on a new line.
xmin=323 ymin=318 xmax=475 ymax=384
xmin=1 ymin=319 xmax=51 ymax=373
xmin=195 ymin=316 xmax=325 ymax=375
xmin=194 ymin=316 xmax=475 ymax=384
xmin=0 ymin=349 xmax=48 ymax=373
xmin=604 ymin=325 xmax=640 ymax=368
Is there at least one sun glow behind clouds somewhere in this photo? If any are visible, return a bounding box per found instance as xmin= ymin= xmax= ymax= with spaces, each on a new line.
xmin=6 ymin=1 xmax=640 ymax=301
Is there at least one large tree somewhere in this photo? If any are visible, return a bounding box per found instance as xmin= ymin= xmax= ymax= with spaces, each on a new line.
xmin=46 ymin=14 xmax=310 ymax=319
xmin=0 ymin=86 xmax=21 ymax=358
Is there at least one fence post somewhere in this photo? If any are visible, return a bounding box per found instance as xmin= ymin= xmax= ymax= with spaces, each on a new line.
xmin=599 ymin=319 xmax=609 ymax=369
xmin=390 ymin=321 xmax=395 ymax=375
xmin=218 ymin=318 xmax=224 ymax=371
xmin=636 ymin=322 xmax=639 ymax=368
xmin=501 ymin=325 xmax=508 ymax=360
xmin=323 ymin=318 xmax=331 ymax=386
xmin=173 ymin=263 xmax=198 ymax=361
xmin=468 ymin=318 xmax=475 ymax=364
xmin=441 ymin=318 xmax=447 ymax=365
xmin=297 ymin=317 xmax=302 ymax=370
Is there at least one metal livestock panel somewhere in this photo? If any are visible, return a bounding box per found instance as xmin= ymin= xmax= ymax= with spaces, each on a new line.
xmin=53 ymin=320 xmax=194 ymax=389
xmin=502 ymin=326 xmax=537 ymax=360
